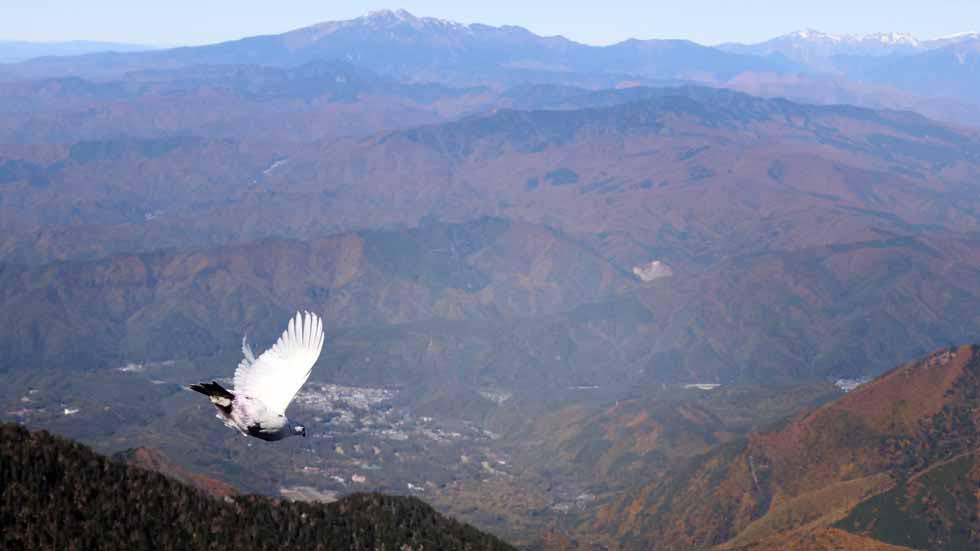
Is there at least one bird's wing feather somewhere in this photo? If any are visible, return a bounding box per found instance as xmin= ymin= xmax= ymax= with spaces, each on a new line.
xmin=241 ymin=334 xmax=255 ymax=367
xmin=233 ymin=311 xmax=324 ymax=415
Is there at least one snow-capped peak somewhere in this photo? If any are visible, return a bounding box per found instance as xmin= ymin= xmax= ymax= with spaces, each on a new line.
xmin=864 ymin=31 xmax=919 ymax=46
xmin=301 ymin=8 xmax=473 ymax=40
xmin=934 ymin=30 xmax=980 ymax=40
xmin=783 ymin=29 xmax=918 ymax=46
xmin=366 ymin=8 xmax=415 ymax=21
xmin=362 ymin=9 xmax=468 ymax=30
xmin=788 ymin=29 xmax=842 ymax=42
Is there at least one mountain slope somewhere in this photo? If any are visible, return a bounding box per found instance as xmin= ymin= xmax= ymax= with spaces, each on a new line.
xmin=725 ymin=527 xmax=918 ymax=551
xmin=0 ymin=218 xmax=648 ymax=392
xmin=849 ymin=39 xmax=980 ymax=104
xmin=0 ymin=422 xmax=516 ymax=551
xmin=113 ymin=446 xmax=238 ymax=497
xmin=835 ymin=450 xmax=979 ymax=550
xmin=583 ymin=345 xmax=980 ymax=550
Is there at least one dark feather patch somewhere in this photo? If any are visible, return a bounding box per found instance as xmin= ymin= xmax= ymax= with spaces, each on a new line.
xmin=189 ymin=381 xmax=235 ymax=415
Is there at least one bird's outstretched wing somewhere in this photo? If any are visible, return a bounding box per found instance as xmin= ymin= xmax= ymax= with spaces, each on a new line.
xmin=233 ymin=311 xmax=324 ymax=415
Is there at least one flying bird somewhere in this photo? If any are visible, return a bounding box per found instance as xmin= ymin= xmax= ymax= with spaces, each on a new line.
xmin=190 ymin=311 xmax=324 ymax=441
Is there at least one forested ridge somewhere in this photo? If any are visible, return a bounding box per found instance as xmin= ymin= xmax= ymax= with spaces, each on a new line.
xmin=0 ymin=423 xmax=515 ymax=551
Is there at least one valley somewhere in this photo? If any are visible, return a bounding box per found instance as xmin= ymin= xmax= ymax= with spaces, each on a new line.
xmin=0 ymin=353 xmax=842 ymax=548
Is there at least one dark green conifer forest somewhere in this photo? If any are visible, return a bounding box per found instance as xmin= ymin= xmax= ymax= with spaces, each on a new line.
xmin=0 ymin=423 xmax=515 ymax=551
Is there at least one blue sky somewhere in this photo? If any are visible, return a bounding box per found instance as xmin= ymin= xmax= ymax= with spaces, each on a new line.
xmin=3 ymin=0 xmax=979 ymax=46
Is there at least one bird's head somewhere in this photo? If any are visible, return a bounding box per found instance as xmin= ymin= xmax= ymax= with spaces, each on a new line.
xmin=292 ymin=424 xmax=307 ymax=438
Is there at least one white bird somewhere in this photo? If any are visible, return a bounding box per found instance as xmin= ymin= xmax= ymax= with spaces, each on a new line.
xmin=190 ymin=311 xmax=324 ymax=441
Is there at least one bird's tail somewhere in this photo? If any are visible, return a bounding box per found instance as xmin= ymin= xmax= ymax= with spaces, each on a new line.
xmin=189 ymin=381 xmax=235 ymax=414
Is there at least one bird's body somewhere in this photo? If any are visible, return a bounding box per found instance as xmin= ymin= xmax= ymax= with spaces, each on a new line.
xmin=190 ymin=311 xmax=324 ymax=441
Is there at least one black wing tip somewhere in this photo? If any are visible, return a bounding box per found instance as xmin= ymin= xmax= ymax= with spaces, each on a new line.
xmin=188 ymin=381 xmax=234 ymax=399
xmin=188 ymin=380 xmax=215 ymax=391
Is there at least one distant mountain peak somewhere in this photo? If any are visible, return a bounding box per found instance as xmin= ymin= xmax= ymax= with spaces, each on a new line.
xmin=787 ymin=28 xmax=843 ymax=42
xmin=359 ymin=8 xmax=468 ymax=30
xmin=864 ymin=31 xmax=919 ymax=45
xmin=366 ymin=8 xmax=415 ymax=20
xmin=783 ymin=28 xmax=919 ymax=46
xmin=300 ymin=8 xmax=472 ymax=39
xmin=290 ymin=9 xmax=478 ymax=47
xmin=718 ymin=28 xmax=940 ymax=67
xmin=934 ymin=30 xmax=980 ymax=40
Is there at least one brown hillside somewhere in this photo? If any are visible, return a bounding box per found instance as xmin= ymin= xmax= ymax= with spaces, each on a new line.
xmin=584 ymin=345 xmax=980 ymax=550
xmin=723 ymin=526 xmax=918 ymax=551
xmin=751 ymin=347 xmax=970 ymax=499
xmin=114 ymin=446 xmax=238 ymax=498
xmin=6 ymin=89 xmax=980 ymax=383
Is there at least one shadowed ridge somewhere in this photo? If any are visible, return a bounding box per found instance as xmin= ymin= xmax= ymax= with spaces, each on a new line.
xmin=0 ymin=422 xmax=517 ymax=551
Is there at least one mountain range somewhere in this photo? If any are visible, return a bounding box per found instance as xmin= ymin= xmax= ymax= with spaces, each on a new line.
xmin=0 ymin=39 xmax=154 ymax=63
xmin=6 ymin=86 xmax=980 ymax=382
xmin=4 ymin=10 xmax=980 ymax=119
xmin=719 ymin=29 xmax=980 ymax=64
xmin=0 ymin=9 xmax=793 ymax=83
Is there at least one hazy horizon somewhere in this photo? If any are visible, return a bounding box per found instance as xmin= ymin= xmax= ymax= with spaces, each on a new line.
xmin=2 ymin=1 xmax=978 ymax=48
